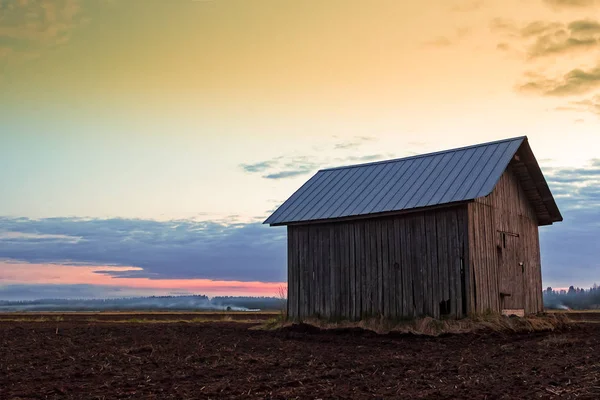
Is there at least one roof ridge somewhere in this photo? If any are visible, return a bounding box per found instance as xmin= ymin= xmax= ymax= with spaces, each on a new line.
xmin=320 ymin=136 xmax=527 ymax=172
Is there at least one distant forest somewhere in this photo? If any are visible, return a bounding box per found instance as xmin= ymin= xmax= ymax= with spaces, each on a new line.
xmin=543 ymin=285 xmax=600 ymax=310
xmin=0 ymin=295 xmax=285 ymax=312
xmin=2 ymin=287 xmax=598 ymax=312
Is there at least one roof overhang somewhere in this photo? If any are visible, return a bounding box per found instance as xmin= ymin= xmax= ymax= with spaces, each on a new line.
xmin=510 ymin=138 xmax=563 ymax=226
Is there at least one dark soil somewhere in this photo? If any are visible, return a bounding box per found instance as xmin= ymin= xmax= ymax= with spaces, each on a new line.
xmin=1 ymin=320 xmax=599 ymax=399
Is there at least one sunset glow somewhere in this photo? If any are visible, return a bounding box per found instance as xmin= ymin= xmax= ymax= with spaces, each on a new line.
xmin=0 ymin=261 xmax=285 ymax=299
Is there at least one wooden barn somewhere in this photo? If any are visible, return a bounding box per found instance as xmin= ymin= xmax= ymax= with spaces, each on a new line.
xmin=264 ymin=136 xmax=562 ymax=320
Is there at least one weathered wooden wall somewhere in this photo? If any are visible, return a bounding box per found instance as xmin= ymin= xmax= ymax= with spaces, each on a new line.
xmin=287 ymin=206 xmax=470 ymax=321
xmin=468 ymin=164 xmax=543 ymax=315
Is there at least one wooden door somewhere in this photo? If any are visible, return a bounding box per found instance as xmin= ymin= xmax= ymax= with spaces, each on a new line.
xmin=498 ymin=232 xmax=524 ymax=312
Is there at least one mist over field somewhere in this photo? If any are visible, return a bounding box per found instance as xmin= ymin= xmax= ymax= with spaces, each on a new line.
xmin=0 ymin=295 xmax=284 ymax=312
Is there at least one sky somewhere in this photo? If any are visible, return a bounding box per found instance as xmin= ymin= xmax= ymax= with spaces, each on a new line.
xmin=0 ymin=0 xmax=599 ymax=300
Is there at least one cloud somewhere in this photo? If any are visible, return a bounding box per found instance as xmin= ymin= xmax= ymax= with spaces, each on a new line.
xmin=539 ymin=160 xmax=600 ymax=287
xmin=240 ymin=160 xmax=278 ymax=173
xmin=0 ymin=0 xmax=84 ymax=63
xmin=334 ymin=154 xmax=387 ymax=163
xmin=422 ymin=28 xmax=471 ymax=48
xmin=494 ymin=19 xmax=600 ymax=58
xmin=449 ymin=0 xmax=484 ymax=12
xmin=540 ymin=206 xmax=600 ymax=288
xmin=570 ymin=94 xmax=600 ymax=115
xmin=263 ymin=166 xmax=315 ymax=180
xmin=0 ymin=217 xmax=287 ymax=282
xmin=423 ymin=37 xmax=453 ymax=48
xmin=543 ymin=159 xmax=600 ymax=207
xmin=518 ymin=66 xmax=600 ymax=96
xmin=240 ymin=137 xmax=377 ymax=179
xmin=333 ymin=136 xmax=375 ymax=150
xmin=240 ymin=155 xmax=319 ymax=180
xmin=527 ymin=20 xmax=600 ymax=58
xmin=543 ymin=0 xmax=600 ymax=9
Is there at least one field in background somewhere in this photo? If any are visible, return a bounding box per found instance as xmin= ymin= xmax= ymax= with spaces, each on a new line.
xmin=547 ymin=310 xmax=600 ymax=323
xmin=0 ymin=311 xmax=278 ymax=323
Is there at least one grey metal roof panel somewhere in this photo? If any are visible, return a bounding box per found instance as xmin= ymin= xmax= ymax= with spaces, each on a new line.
xmin=263 ymin=136 xmax=558 ymax=225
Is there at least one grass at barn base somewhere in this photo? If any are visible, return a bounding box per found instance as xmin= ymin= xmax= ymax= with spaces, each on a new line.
xmin=257 ymin=311 xmax=572 ymax=336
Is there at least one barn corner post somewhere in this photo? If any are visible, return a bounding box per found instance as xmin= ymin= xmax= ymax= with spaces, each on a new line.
xmin=265 ymin=136 xmax=562 ymax=322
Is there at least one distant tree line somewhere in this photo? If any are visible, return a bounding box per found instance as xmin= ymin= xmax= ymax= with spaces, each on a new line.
xmin=0 ymin=295 xmax=283 ymax=312
xmin=543 ymin=284 xmax=600 ymax=310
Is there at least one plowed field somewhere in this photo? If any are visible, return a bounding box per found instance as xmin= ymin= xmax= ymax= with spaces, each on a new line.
xmin=1 ymin=320 xmax=599 ymax=399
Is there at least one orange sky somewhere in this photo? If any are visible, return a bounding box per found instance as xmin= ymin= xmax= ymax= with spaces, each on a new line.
xmin=0 ymin=261 xmax=285 ymax=297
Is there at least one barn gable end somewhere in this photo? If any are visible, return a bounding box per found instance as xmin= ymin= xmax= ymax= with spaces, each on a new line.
xmin=468 ymin=163 xmax=544 ymax=315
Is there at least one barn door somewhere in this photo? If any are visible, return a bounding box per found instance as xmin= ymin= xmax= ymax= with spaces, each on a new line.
xmin=498 ymin=231 xmax=525 ymax=315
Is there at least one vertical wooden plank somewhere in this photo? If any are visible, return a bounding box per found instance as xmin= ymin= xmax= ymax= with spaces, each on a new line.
xmin=321 ymin=226 xmax=327 ymax=317
xmin=407 ymin=214 xmax=419 ymax=316
xmin=301 ymin=226 xmax=309 ymax=319
xmin=369 ymin=220 xmax=376 ymax=316
xmin=338 ymin=224 xmax=344 ymax=319
xmin=341 ymin=223 xmax=348 ymax=320
xmin=387 ymin=219 xmax=397 ymax=318
xmin=296 ymin=226 xmax=302 ymax=320
xmin=425 ymin=212 xmax=438 ymax=318
xmin=448 ymin=209 xmax=457 ymax=317
xmin=467 ymin=203 xmax=477 ymax=315
xmin=329 ymin=225 xmax=336 ymax=319
xmin=435 ymin=211 xmax=448 ymax=316
xmin=374 ymin=219 xmax=381 ymax=316
xmin=295 ymin=226 xmax=301 ymax=319
xmin=308 ymin=225 xmax=314 ymax=317
xmin=395 ymin=218 xmax=406 ymax=318
xmin=349 ymin=222 xmax=357 ymax=320
xmin=319 ymin=226 xmax=325 ymax=317
xmin=458 ymin=205 xmax=470 ymax=318
xmin=314 ymin=226 xmax=320 ymax=318
xmin=381 ymin=219 xmax=389 ymax=317
xmin=287 ymin=227 xmax=295 ymax=320
xmin=417 ymin=213 xmax=427 ymax=317
xmin=403 ymin=215 xmax=414 ymax=317
xmin=356 ymin=221 xmax=363 ymax=318
xmin=353 ymin=223 xmax=359 ymax=320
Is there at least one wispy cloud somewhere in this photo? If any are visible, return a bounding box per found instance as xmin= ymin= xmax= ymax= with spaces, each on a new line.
xmin=335 ymin=154 xmax=387 ymax=163
xmin=449 ymin=0 xmax=484 ymax=12
xmin=422 ymin=28 xmax=471 ymax=48
xmin=0 ymin=217 xmax=287 ymax=282
xmin=543 ymin=159 xmax=600 ymax=207
xmin=0 ymin=0 xmax=85 ymax=63
xmin=570 ymin=94 xmax=600 ymax=115
xmin=240 ymin=137 xmax=378 ymax=180
xmin=527 ymin=20 xmax=600 ymax=58
xmin=263 ymin=165 xmax=315 ymax=180
xmin=333 ymin=136 xmax=376 ymax=150
xmin=423 ymin=37 xmax=454 ymax=48
xmin=493 ymin=19 xmax=600 ymax=59
xmin=543 ymin=0 xmax=600 ymax=9
xmin=518 ymin=66 xmax=600 ymax=96
xmin=240 ymin=160 xmax=279 ymax=173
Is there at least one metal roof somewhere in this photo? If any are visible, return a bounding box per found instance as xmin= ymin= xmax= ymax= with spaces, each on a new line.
xmin=264 ymin=136 xmax=562 ymax=226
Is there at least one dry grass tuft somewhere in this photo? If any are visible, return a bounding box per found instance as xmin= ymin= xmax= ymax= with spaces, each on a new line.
xmin=258 ymin=312 xmax=572 ymax=336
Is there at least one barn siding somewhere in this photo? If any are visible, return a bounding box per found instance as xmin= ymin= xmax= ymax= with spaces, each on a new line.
xmin=287 ymin=206 xmax=469 ymax=320
xmin=468 ymin=165 xmax=543 ymax=315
